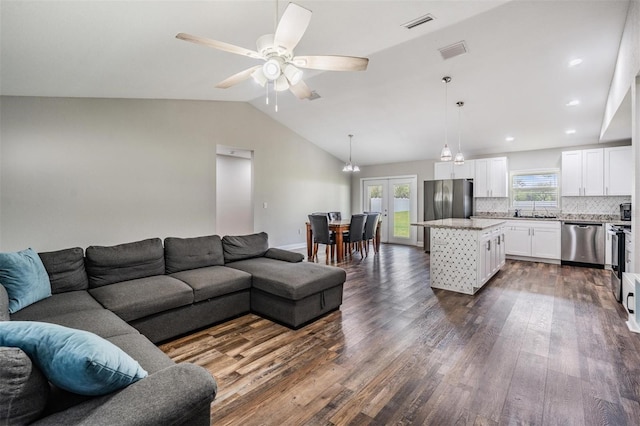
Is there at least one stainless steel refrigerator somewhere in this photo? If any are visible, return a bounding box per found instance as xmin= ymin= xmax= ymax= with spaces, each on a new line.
xmin=424 ymin=179 xmax=474 ymax=252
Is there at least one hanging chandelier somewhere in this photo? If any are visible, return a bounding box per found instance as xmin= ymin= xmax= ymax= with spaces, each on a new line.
xmin=440 ymin=76 xmax=453 ymax=161
xmin=342 ymin=134 xmax=360 ymax=172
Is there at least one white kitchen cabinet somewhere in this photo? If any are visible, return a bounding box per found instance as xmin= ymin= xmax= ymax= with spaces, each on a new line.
xmin=604 ymin=146 xmax=632 ymax=196
xmin=434 ymin=160 xmax=475 ymax=180
xmin=504 ymin=225 xmax=531 ymax=256
xmin=561 ymin=149 xmax=604 ymax=196
xmin=478 ymin=226 xmax=506 ymax=287
xmin=504 ymin=220 xmax=561 ymax=260
xmin=475 ymin=157 xmax=508 ymax=198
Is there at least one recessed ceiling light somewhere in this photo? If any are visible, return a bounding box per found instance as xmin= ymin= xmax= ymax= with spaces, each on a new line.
xmin=566 ymin=99 xmax=580 ymax=107
xmin=505 ymin=136 xmax=515 ymax=142
xmin=565 ymin=129 xmax=577 ymax=135
xmin=568 ymin=58 xmax=583 ymax=67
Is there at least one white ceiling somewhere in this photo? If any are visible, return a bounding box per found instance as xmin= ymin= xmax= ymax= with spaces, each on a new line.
xmin=0 ymin=0 xmax=632 ymax=166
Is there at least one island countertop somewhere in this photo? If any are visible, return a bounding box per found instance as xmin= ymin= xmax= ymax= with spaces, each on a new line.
xmin=411 ymin=218 xmax=506 ymax=230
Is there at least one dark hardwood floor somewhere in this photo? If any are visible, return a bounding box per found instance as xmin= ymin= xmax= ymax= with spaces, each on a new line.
xmin=159 ymin=244 xmax=640 ymax=425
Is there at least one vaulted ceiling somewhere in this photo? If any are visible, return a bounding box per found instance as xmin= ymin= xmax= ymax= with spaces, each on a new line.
xmin=0 ymin=0 xmax=632 ymax=165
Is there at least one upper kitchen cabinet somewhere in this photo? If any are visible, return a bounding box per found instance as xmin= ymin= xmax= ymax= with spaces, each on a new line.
xmin=434 ymin=160 xmax=476 ymax=180
xmin=561 ymin=149 xmax=604 ymax=196
xmin=475 ymin=157 xmax=508 ymax=198
xmin=604 ymin=146 xmax=632 ymax=196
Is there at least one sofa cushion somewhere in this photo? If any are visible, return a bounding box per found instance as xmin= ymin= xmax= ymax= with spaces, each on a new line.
xmin=264 ymin=248 xmax=304 ymax=263
xmin=170 ymin=266 xmax=252 ymax=303
xmin=0 ymin=321 xmax=148 ymax=396
xmin=10 ymin=291 xmax=104 ymax=322
xmin=0 ymin=248 xmax=52 ymax=313
xmin=0 ymin=346 xmax=49 ymax=424
xmin=222 ymin=232 xmax=269 ymax=263
xmin=227 ymin=257 xmax=346 ymax=300
xmin=26 ymin=309 xmax=139 ymax=339
xmin=85 ymin=238 xmax=165 ymax=288
xmin=89 ymin=276 xmax=194 ymax=322
xmin=164 ymin=235 xmax=224 ymax=274
xmin=38 ymin=247 xmax=88 ymax=294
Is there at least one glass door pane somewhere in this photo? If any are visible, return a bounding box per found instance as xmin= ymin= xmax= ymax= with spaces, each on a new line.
xmin=391 ymin=183 xmax=410 ymax=239
xmin=363 ymin=179 xmax=388 ymax=243
xmin=387 ymin=178 xmax=417 ymax=244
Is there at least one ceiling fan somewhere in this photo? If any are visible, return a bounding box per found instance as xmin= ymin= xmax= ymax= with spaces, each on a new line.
xmin=176 ymin=2 xmax=369 ymax=102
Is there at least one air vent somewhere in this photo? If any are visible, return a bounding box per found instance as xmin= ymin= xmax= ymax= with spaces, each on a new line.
xmin=308 ymin=91 xmax=321 ymax=101
xmin=438 ymin=41 xmax=468 ymax=60
xmin=401 ymin=14 xmax=435 ymax=30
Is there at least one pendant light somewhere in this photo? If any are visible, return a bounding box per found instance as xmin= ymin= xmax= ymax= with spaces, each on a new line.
xmin=454 ymin=101 xmax=465 ymax=165
xmin=342 ymin=134 xmax=360 ymax=172
xmin=440 ymin=76 xmax=453 ymax=161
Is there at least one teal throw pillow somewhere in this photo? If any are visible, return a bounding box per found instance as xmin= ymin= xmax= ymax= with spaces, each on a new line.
xmin=0 ymin=248 xmax=51 ymax=313
xmin=0 ymin=321 xmax=148 ymax=396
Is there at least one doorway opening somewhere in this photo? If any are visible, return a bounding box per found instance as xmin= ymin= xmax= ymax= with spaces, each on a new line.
xmin=362 ymin=176 xmax=418 ymax=245
xmin=216 ymin=146 xmax=253 ymax=236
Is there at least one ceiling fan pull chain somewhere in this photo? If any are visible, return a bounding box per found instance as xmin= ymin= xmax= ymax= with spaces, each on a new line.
xmin=266 ymin=82 xmax=269 ymax=105
xmin=275 ymin=87 xmax=279 ymax=112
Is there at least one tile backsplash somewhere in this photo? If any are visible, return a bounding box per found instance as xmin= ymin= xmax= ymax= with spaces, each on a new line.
xmin=475 ymin=196 xmax=631 ymax=215
xmin=475 ymin=198 xmax=509 ymax=213
xmin=561 ymin=196 xmax=630 ymax=214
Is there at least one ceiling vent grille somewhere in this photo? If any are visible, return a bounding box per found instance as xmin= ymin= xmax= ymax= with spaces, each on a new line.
xmin=401 ymin=14 xmax=435 ymax=30
xmin=439 ymin=41 xmax=468 ymax=60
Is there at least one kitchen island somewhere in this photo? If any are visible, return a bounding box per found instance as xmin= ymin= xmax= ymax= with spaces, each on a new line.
xmin=412 ymin=218 xmax=507 ymax=295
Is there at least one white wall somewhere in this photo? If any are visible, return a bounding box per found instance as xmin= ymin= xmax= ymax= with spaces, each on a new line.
xmin=216 ymin=154 xmax=253 ymax=236
xmin=0 ymin=96 xmax=351 ymax=252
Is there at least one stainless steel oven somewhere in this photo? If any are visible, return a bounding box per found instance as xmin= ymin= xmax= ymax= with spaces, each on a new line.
xmin=609 ymin=225 xmax=628 ymax=302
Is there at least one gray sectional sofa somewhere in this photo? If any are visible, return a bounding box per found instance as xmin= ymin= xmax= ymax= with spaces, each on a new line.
xmin=1 ymin=232 xmax=346 ymax=425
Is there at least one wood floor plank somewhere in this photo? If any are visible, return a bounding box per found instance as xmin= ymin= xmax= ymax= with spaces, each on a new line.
xmin=157 ymin=245 xmax=640 ymax=425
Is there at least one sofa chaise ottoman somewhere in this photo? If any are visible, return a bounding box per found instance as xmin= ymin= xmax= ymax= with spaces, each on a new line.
xmin=221 ymin=234 xmax=346 ymax=328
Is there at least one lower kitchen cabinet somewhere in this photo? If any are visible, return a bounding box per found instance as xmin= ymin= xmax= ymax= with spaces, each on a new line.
xmin=479 ymin=226 xmax=506 ymax=287
xmin=504 ymin=220 xmax=561 ymax=261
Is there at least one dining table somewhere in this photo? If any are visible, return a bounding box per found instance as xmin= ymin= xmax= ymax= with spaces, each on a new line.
xmin=305 ymin=219 xmax=381 ymax=262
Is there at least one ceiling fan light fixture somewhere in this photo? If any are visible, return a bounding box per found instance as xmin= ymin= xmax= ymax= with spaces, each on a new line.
xmin=263 ymin=59 xmax=281 ymax=80
xmin=274 ymin=75 xmax=290 ymax=91
xmin=251 ymin=68 xmax=268 ymax=87
xmin=283 ymin=64 xmax=303 ymax=85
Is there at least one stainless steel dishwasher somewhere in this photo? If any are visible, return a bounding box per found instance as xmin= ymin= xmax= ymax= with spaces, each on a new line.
xmin=561 ymin=222 xmax=605 ymax=268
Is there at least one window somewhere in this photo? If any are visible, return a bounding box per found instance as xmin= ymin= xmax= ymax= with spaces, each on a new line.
xmin=511 ymin=170 xmax=559 ymax=209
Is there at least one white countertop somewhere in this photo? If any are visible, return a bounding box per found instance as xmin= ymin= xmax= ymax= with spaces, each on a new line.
xmin=411 ymin=218 xmax=506 ymax=230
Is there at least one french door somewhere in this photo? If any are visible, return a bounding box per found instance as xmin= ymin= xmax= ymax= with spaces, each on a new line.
xmin=362 ymin=176 xmax=417 ymax=245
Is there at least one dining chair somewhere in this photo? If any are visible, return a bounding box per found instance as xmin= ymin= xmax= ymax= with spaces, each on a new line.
xmin=363 ymin=212 xmax=381 ymax=256
xmin=328 ymin=211 xmax=342 ymax=221
xmin=342 ymin=214 xmax=367 ymax=259
xmin=308 ymin=214 xmax=336 ymax=263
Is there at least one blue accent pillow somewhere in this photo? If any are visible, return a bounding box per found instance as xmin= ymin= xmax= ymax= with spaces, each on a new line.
xmin=0 ymin=321 xmax=148 ymax=396
xmin=0 ymin=248 xmax=51 ymax=313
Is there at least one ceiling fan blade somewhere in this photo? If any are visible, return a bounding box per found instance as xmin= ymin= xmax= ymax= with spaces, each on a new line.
xmin=289 ymin=80 xmax=313 ymax=99
xmin=215 ymin=65 xmax=261 ymax=89
xmin=273 ymin=3 xmax=312 ymax=52
xmin=176 ymin=33 xmax=262 ymax=59
xmin=292 ymin=55 xmax=369 ymax=71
